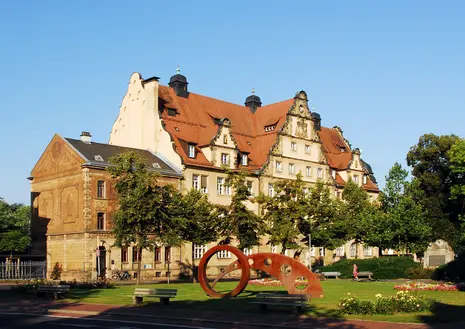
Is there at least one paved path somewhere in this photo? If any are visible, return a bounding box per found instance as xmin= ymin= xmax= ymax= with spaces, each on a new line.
xmin=0 ymin=298 xmax=463 ymax=329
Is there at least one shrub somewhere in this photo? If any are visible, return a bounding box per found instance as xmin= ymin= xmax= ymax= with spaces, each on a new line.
xmin=432 ymin=255 xmax=465 ymax=282
xmin=320 ymin=256 xmax=422 ymax=279
xmin=406 ymin=267 xmax=433 ymax=279
xmin=375 ymin=295 xmax=396 ymax=315
xmin=50 ymin=262 xmax=63 ymax=280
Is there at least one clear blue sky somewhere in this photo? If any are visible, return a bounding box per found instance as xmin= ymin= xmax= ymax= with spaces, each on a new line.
xmin=1 ymin=1 xmax=464 ymax=204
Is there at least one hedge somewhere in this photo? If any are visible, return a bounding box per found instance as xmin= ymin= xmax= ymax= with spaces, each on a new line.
xmin=319 ymin=256 xmax=426 ymax=280
xmin=432 ymin=255 xmax=465 ymax=282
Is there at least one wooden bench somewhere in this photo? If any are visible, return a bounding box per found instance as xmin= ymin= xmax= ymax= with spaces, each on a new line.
xmin=357 ymin=271 xmax=374 ymax=280
xmin=250 ymin=293 xmax=310 ymax=313
xmin=322 ymin=271 xmax=341 ymax=279
xmin=36 ymin=285 xmax=70 ymax=299
xmin=133 ymin=288 xmax=177 ymax=305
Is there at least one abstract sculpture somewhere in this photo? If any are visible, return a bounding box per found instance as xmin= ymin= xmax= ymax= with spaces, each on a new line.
xmin=198 ymin=245 xmax=324 ymax=298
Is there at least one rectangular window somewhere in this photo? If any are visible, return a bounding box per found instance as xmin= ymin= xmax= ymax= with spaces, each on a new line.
xmin=217 ymin=250 xmax=231 ymax=259
xmin=243 ymin=248 xmax=253 ymax=256
xmin=194 ymin=244 xmax=207 ymax=259
xmin=200 ymin=176 xmax=208 ymax=194
xmin=221 ymin=153 xmax=230 ymax=166
xmin=319 ymin=247 xmax=325 ymax=257
xmin=337 ymin=191 xmax=342 ymax=199
xmin=310 ymin=247 xmax=316 ymax=257
xmin=97 ymin=180 xmax=105 ymax=198
xmin=317 ymin=168 xmax=323 ymax=178
xmin=223 ymin=134 xmax=228 ymax=144
xmin=132 ymin=247 xmax=141 ymax=262
xmin=164 ymin=247 xmax=171 ymax=263
xmin=192 ymin=174 xmax=199 ymax=190
xmin=363 ymin=175 xmax=367 ymax=184
xmin=246 ymin=181 xmax=253 ymax=194
xmin=350 ymin=244 xmax=357 ymax=257
xmin=305 ymin=145 xmax=311 ymax=154
xmin=289 ymin=163 xmax=295 ymax=174
xmin=335 ymin=246 xmax=345 ymax=257
xmin=306 ymin=166 xmax=312 ymax=177
xmin=154 ymin=247 xmax=161 ymax=262
xmin=167 ymin=108 xmax=177 ymax=117
xmin=332 ymin=170 xmax=336 ymax=179
xmin=354 ymin=175 xmax=359 ymax=184
xmin=121 ymin=247 xmax=128 ymax=263
xmin=275 ymin=161 xmax=282 ymax=173
xmin=268 ymin=184 xmax=275 ymax=197
xmin=271 ymin=245 xmax=277 ymax=253
xmin=291 ymin=142 xmax=297 ymax=152
xmin=217 ymin=177 xmax=225 ymax=195
xmin=241 ymin=154 xmax=248 ymax=166
xmin=97 ymin=212 xmax=105 ymax=230
xmin=363 ymin=246 xmax=373 ymax=257
xmin=188 ymin=144 xmax=195 ymax=158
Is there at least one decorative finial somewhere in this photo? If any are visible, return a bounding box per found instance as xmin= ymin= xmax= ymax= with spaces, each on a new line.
xmin=312 ymin=105 xmax=316 ymax=111
xmin=252 ymin=87 xmax=255 ymax=95
xmin=176 ymin=66 xmax=180 ymax=74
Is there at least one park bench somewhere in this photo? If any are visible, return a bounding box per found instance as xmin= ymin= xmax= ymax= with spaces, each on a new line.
xmin=250 ymin=293 xmax=310 ymax=313
xmin=322 ymin=271 xmax=341 ymax=279
xmin=133 ymin=288 xmax=177 ymax=305
xmin=357 ymin=271 xmax=374 ymax=280
xmin=36 ymin=285 xmax=70 ymax=299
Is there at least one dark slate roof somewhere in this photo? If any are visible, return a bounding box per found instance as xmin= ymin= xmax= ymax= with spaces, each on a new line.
xmin=65 ymin=138 xmax=181 ymax=177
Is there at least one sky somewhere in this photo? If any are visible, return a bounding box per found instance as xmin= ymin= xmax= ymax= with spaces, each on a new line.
xmin=1 ymin=1 xmax=464 ymax=204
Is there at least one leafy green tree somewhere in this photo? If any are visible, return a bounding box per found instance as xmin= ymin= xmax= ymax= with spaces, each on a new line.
xmin=299 ymin=181 xmax=348 ymax=251
xmin=221 ymin=170 xmax=263 ymax=250
xmin=448 ymin=138 xmax=465 ymax=254
xmin=177 ymin=189 xmax=219 ymax=282
xmin=0 ymin=198 xmax=31 ymax=252
xmin=257 ymin=173 xmax=308 ymax=254
xmin=407 ymin=134 xmax=465 ymax=243
xmin=108 ymin=151 xmax=182 ymax=284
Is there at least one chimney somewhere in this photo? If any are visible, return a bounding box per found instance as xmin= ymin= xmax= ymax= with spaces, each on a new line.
xmin=80 ymin=131 xmax=92 ymax=144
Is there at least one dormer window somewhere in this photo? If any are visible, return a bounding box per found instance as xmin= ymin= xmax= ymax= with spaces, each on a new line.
xmin=340 ymin=147 xmax=346 ymax=152
xmin=188 ymin=144 xmax=195 ymax=158
xmin=241 ymin=154 xmax=248 ymax=166
xmin=331 ymin=170 xmax=336 ymax=179
xmin=167 ymin=108 xmax=177 ymax=117
xmin=264 ymin=125 xmax=275 ymax=132
xmin=363 ymin=175 xmax=367 ymax=184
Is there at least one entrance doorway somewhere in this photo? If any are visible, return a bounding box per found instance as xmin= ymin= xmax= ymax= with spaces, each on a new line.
xmin=96 ymin=246 xmax=107 ymax=278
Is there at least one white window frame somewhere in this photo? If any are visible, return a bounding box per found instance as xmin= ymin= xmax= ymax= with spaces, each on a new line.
xmin=192 ymin=174 xmax=199 ymax=190
xmin=193 ymin=244 xmax=207 ymax=259
xmin=310 ymin=247 xmax=316 ymax=257
xmin=354 ymin=175 xmax=359 ymax=184
xmin=363 ymin=175 xmax=367 ymax=184
xmin=350 ymin=244 xmax=357 ymax=257
xmin=291 ymin=142 xmax=297 ymax=152
xmin=275 ymin=161 xmax=282 ymax=173
xmin=305 ymin=166 xmax=311 ymax=177
xmin=97 ymin=180 xmax=106 ymax=198
xmin=319 ymin=247 xmax=325 ymax=257
xmin=305 ymin=145 xmax=311 ymax=154
xmin=188 ymin=144 xmax=195 ymax=158
xmin=200 ymin=176 xmax=208 ymax=194
xmin=243 ymin=248 xmax=253 ymax=256
xmin=217 ymin=250 xmax=231 ymax=259
xmin=221 ymin=153 xmax=230 ymax=166
xmin=289 ymin=163 xmax=295 ymax=174
xmin=317 ymin=168 xmax=323 ymax=178
xmin=271 ymin=245 xmax=277 ymax=253
xmin=246 ymin=181 xmax=253 ymax=194
xmin=217 ymin=177 xmax=226 ymax=195
xmin=331 ymin=170 xmax=336 ymax=179
xmin=335 ymin=246 xmax=345 ymax=257
xmin=363 ymin=246 xmax=373 ymax=257
xmin=241 ymin=154 xmax=248 ymax=166
xmin=268 ymin=184 xmax=275 ymax=197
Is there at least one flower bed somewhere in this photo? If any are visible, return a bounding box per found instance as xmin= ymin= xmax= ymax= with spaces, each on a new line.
xmin=394 ymin=282 xmax=465 ymax=291
xmin=339 ymin=291 xmax=434 ymax=315
xmin=248 ymin=278 xmax=308 ymax=287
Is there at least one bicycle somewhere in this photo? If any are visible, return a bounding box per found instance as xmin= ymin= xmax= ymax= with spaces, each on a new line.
xmin=111 ymin=270 xmax=131 ymax=280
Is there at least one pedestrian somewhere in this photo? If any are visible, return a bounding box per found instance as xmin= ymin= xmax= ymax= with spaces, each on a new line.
xmin=353 ymin=263 xmax=359 ymax=281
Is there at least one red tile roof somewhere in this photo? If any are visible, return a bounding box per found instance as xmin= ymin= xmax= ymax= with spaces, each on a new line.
xmin=158 ymin=85 xmax=378 ymax=191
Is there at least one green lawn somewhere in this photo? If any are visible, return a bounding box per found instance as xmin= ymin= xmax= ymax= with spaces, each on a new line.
xmin=62 ymin=280 xmax=465 ymax=323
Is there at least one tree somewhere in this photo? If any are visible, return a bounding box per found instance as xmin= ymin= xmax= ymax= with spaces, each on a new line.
xmin=406 ymin=134 xmax=465 ymax=243
xmin=0 ymin=198 xmax=31 ymax=252
xmin=221 ymin=170 xmax=263 ymax=250
xmin=257 ymin=173 xmax=308 ymax=254
xmin=448 ymin=138 xmax=465 ymax=254
xmin=108 ymin=151 xmax=182 ymax=284
xmin=300 ymin=181 xmax=348 ymax=251
xmin=177 ymin=189 xmax=219 ymax=282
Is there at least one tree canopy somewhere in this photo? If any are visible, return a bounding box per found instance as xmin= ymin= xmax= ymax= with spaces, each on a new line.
xmin=0 ymin=198 xmax=30 ymax=252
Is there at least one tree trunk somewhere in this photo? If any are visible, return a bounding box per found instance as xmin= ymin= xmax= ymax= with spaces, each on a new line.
xmin=192 ymin=243 xmax=197 ymax=283
xmin=136 ymin=248 xmax=142 ymax=285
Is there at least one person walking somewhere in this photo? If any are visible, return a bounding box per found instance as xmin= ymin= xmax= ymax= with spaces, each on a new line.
xmin=353 ymin=263 xmax=359 ymax=281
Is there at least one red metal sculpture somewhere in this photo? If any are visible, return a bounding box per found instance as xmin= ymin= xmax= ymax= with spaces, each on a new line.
xmin=198 ymin=245 xmax=324 ymax=298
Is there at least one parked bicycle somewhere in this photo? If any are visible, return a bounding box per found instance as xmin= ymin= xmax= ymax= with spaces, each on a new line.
xmin=111 ymin=270 xmax=131 ymax=280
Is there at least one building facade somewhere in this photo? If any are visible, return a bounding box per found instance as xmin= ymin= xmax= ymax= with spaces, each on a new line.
xmin=108 ymin=70 xmax=380 ymax=269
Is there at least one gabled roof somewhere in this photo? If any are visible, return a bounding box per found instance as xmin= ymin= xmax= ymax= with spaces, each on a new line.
xmin=65 ymin=137 xmax=181 ymax=177
xmin=157 ymin=84 xmax=378 ymax=191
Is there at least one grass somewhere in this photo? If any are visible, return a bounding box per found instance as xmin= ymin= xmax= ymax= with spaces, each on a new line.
xmin=61 ymin=280 xmax=465 ymax=324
